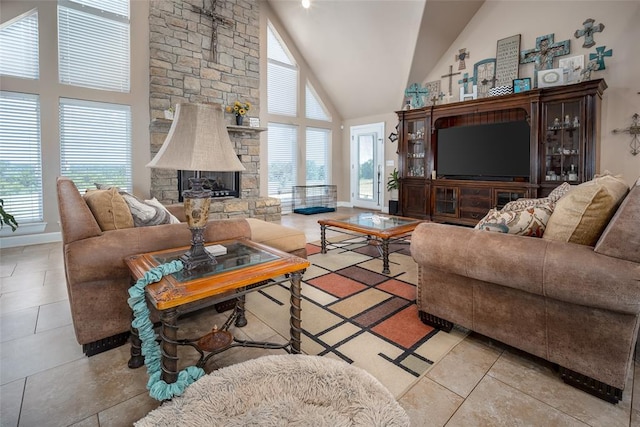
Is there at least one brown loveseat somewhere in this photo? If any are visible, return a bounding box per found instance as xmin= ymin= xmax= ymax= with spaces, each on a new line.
xmin=56 ymin=177 xmax=307 ymax=356
xmin=410 ymin=178 xmax=640 ymax=403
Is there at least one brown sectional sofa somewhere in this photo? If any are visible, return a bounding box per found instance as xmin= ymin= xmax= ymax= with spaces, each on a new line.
xmin=56 ymin=177 xmax=307 ymax=356
xmin=410 ymin=178 xmax=640 ymax=403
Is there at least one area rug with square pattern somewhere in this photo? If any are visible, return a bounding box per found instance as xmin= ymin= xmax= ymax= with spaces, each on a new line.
xmin=246 ymin=236 xmax=467 ymax=398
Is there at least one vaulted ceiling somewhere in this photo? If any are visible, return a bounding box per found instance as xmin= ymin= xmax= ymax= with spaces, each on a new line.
xmin=267 ymin=0 xmax=485 ymax=120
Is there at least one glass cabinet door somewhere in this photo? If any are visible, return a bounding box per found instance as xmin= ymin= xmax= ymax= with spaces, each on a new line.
xmin=543 ymin=100 xmax=582 ymax=183
xmin=405 ymin=119 xmax=426 ymax=177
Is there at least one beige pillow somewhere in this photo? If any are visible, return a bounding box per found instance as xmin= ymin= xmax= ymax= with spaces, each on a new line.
xmin=543 ymin=176 xmax=629 ymax=246
xmin=83 ymin=188 xmax=134 ymax=231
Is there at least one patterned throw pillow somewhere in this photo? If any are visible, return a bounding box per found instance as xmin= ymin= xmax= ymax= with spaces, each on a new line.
xmin=501 ymin=182 xmax=570 ymax=212
xmin=474 ymin=203 xmax=555 ymax=237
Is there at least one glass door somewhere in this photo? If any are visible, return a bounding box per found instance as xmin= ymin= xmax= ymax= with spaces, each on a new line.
xmin=350 ymin=122 xmax=384 ymax=210
xmin=542 ymin=100 xmax=582 ymax=183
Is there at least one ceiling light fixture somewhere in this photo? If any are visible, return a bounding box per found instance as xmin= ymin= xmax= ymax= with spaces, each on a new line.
xmin=301 ymin=0 xmax=310 ymax=9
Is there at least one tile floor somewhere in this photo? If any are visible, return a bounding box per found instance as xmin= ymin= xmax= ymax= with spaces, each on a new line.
xmin=1 ymin=207 xmax=639 ymax=426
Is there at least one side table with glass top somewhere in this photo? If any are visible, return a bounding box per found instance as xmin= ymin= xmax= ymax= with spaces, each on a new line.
xmin=125 ymin=238 xmax=310 ymax=384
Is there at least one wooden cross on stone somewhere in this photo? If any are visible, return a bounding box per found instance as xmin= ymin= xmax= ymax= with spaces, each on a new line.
xmin=405 ymin=83 xmax=429 ymax=108
xmin=192 ymin=0 xmax=234 ymax=63
xmin=520 ymin=33 xmax=570 ymax=86
xmin=455 ymin=48 xmax=470 ymax=70
xmin=441 ymin=65 xmax=461 ymax=96
xmin=575 ymin=18 xmax=605 ymax=48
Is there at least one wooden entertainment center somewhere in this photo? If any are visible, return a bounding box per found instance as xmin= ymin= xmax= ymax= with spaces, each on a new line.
xmin=396 ymin=79 xmax=607 ymax=225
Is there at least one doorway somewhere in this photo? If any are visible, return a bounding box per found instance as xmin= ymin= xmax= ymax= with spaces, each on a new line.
xmin=350 ymin=122 xmax=384 ymax=210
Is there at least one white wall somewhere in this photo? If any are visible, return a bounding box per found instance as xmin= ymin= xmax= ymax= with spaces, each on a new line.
xmin=422 ymin=1 xmax=640 ymax=186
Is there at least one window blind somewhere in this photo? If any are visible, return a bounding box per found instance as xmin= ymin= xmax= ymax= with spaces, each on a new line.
xmin=0 ymin=9 xmax=39 ymax=79
xmin=59 ymin=98 xmax=132 ymax=192
xmin=267 ymin=122 xmax=297 ymax=199
xmin=58 ymin=0 xmax=130 ymax=92
xmin=267 ymin=23 xmax=297 ymax=116
xmin=305 ymin=83 xmax=330 ymax=121
xmin=306 ymin=127 xmax=329 ymax=185
xmin=0 ymin=92 xmax=43 ymax=223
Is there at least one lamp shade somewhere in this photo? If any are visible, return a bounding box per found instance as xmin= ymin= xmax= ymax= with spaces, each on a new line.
xmin=147 ymin=103 xmax=246 ymax=172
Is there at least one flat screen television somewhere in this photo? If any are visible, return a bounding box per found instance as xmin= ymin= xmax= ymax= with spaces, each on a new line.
xmin=436 ymin=120 xmax=530 ymax=180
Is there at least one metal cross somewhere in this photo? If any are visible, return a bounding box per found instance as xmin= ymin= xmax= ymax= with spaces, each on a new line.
xmin=192 ymin=0 xmax=234 ymax=63
xmin=589 ymin=46 xmax=613 ymax=70
xmin=574 ymin=18 xmax=605 ymax=48
xmin=455 ymin=48 xmax=470 ymax=70
xmin=441 ymin=65 xmax=461 ymax=96
xmin=612 ymin=113 xmax=640 ymax=156
xmin=404 ymin=83 xmax=429 ymax=108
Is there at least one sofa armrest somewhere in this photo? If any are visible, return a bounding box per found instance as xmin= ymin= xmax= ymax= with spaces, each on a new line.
xmin=410 ymin=222 xmax=640 ymax=314
xmin=165 ymin=204 xmax=187 ymax=222
xmin=64 ymin=218 xmax=251 ymax=284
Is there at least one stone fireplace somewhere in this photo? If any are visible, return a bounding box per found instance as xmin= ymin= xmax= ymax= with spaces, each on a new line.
xmin=148 ymin=0 xmax=281 ymax=221
xmin=178 ymin=170 xmax=240 ymax=200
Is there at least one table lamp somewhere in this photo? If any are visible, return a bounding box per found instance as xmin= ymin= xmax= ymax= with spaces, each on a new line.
xmin=147 ymin=102 xmax=246 ymax=271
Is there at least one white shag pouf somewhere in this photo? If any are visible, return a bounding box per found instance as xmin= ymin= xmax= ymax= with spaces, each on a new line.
xmin=136 ymin=354 xmax=410 ymax=427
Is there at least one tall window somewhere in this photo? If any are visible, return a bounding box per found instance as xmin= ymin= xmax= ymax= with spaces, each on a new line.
xmin=58 ymin=0 xmax=130 ymax=92
xmin=267 ymin=123 xmax=297 ymax=197
xmin=0 ymin=92 xmax=43 ymax=223
xmin=267 ymin=21 xmax=332 ymax=212
xmin=306 ymin=128 xmax=329 ymax=185
xmin=59 ymin=99 xmax=132 ymax=191
xmin=267 ymin=23 xmax=296 ymax=116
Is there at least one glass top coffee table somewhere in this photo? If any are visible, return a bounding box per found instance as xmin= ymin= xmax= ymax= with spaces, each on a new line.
xmin=318 ymin=213 xmax=426 ymax=273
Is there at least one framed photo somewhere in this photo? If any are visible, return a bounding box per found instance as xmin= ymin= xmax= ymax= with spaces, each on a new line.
xmin=558 ymin=55 xmax=584 ymax=84
xmin=512 ymin=78 xmax=531 ymax=93
xmin=537 ymin=68 xmax=565 ymax=88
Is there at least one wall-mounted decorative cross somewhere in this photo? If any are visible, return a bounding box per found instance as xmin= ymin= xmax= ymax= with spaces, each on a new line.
xmin=192 ymin=0 xmax=234 ymax=63
xmin=441 ymin=65 xmax=461 ymax=96
xmin=457 ymin=72 xmax=475 ymax=94
xmin=574 ymin=18 xmax=605 ymax=48
xmin=455 ymin=48 xmax=470 ymax=70
xmin=589 ymin=46 xmax=613 ymax=70
xmin=613 ymin=113 xmax=640 ymax=156
xmin=404 ymin=83 xmax=429 ymax=108
xmin=520 ymin=33 xmax=570 ymax=86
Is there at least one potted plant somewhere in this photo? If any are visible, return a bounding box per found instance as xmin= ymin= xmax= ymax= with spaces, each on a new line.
xmin=386 ymin=169 xmax=400 ymax=214
xmin=0 ymin=199 xmax=18 ymax=232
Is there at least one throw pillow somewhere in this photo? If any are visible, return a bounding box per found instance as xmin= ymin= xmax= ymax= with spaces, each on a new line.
xmin=474 ymin=203 xmax=554 ymax=237
xmin=95 ymin=183 xmax=177 ymax=227
xmin=83 ymin=188 xmax=134 ymax=231
xmin=501 ymin=182 xmax=570 ymax=212
xmin=543 ymin=175 xmax=629 ymax=246
xmin=144 ymin=197 xmax=181 ymax=224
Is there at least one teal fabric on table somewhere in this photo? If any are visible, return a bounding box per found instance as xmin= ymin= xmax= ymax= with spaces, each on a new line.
xmin=127 ymin=260 xmax=205 ymax=401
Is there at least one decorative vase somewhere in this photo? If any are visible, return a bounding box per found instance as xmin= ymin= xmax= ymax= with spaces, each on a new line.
xmin=236 ymin=115 xmax=244 ymax=126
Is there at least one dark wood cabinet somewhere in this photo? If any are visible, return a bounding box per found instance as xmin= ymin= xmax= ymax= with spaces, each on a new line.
xmin=396 ymin=79 xmax=606 ymax=225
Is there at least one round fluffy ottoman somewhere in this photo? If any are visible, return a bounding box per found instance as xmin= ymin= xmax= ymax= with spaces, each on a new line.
xmin=136 ymin=354 xmax=409 ymax=426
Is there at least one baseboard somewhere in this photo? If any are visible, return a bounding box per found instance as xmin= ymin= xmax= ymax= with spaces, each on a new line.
xmin=0 ymin=232 xmax=62 ymax=249
xmin=337 ymin=201 xmax=353 ymax=208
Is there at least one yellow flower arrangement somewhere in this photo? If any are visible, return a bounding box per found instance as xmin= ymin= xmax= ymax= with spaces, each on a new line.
xmin=226 ymin=100 xmax=251 ymax=117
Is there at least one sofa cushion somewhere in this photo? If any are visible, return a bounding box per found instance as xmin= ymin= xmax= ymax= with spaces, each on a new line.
xmin=246 ymin=218 xmax=306 ymax=254
xmin=83 ymin=188 xmax=134 ymax=231
xmin=501 ymin=182 xmax=570 ymax=212
xmin=474 ymin=204 xmax=554 ymax=237
xmin=595 ymin=183 xmax=640 ymax=263
xmin=543 ymin=174 xmax=629 ymax=246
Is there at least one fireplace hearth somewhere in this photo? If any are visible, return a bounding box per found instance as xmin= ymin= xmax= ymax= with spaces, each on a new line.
xmin=178 ymin=170 xmax=240 ymax=201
